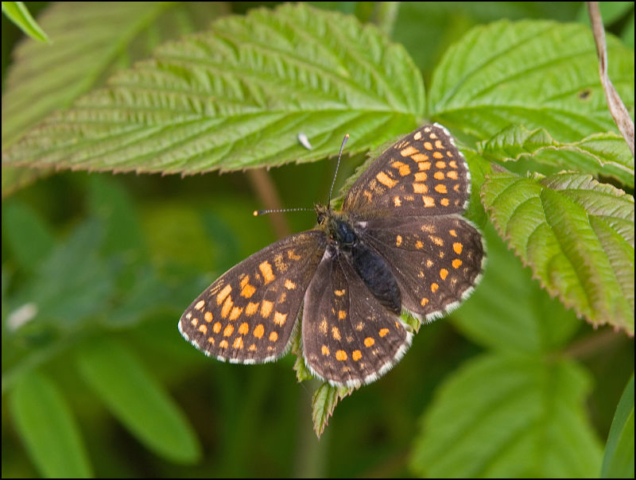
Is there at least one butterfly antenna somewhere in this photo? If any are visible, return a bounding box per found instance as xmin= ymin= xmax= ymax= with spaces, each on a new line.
xmin=327 ymin=134 xmax=350 ymax=209
xmin=253 ymin=207 xmax=314 ymax=216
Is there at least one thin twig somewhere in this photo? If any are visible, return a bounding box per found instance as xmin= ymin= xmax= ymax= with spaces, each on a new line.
xmin=246 ymin=168 xmax=292 ymax=239
xmin=587 ymin=2 xmax=634 ymax=155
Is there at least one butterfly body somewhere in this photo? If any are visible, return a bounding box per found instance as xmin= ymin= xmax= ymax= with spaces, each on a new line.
xmin=317 ymin=205 xmax=402 ymax=315
xmin=179 ymin=124 xmax=486 ymax=387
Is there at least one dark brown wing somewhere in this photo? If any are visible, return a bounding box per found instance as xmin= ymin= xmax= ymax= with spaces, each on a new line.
xmin=358 ymin=215 xmax=485 ymax=322
xmin=179 ymin=231 xmax=326 ymax=363
xmin=301 ymin=246 xmax=412 ymax=387
xmin=343 ymin=124 xmax=471 ymax=218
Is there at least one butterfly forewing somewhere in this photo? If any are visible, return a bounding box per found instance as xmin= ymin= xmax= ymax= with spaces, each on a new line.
xmin=343 ymin=124 xmax=471 ymax=217
xmin=179 ymin=231 xmax=326 ymax=363
xmin=359 ymin=215 xmax=485 ymax=322
xmin=302 ymin=247 xmax=412 ymax=387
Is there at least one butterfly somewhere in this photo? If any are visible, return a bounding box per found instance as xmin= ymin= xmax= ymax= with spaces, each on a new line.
xmin=179 ymin=124 xmax=485 ymax=388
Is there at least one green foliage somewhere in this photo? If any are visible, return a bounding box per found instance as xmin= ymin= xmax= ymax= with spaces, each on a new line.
xmin=2 ymin=2 xmax=633 ymax=478
xmin=482 ymin=172 xmax=634 ymax=334
xmin=428 ymin=20 xmax=634 ymax=142
xmin=75 ymin=337 xmax=201 ymax=464
xmin=9 ymin=371 xmax=92 ymax=478
xmin=2 ymin=3 xmax=423 ymax=175
xmin=411 ymin=354 xmax=601 ymax=477
xmin=602 ymin=375 xmax=635 ymax=478
xmin=1 ymin=2 xmax=50 ymax=44
xmin=479 ymin=125 xmax=634 ymax=187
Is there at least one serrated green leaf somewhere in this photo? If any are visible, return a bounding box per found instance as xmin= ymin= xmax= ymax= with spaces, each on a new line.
xmin=312 ymin=382 xmax=354 ymax=438
xmin=453 ymin=225 xmax=579 ymax=353
xmin=429 ymin=20 xmax=634 ymax=142
xmin=2 ymin=2 xmax=50 ymax=44
xmin=1 ymin=2 xmax=224 ymax=147
xmin=1 ymin=2 xmax=224 ymax=197
xmin=482 ymin=172 xmax=634 ymax=334
xmin=2 ymin=201 xmax=54 ymax=272
xmin=2 ymin=4 xmax=424 ymax=175
xmin=75 ymin=337 xmax=201 ymax=464
xmin=410 ymin=354 xmax=602 ymax=478
xmin=478 ymin=125 xmax=634 ymax=187
xmin=602 ymin=375 xmax=635 ymax=478
xmin=9 ymin=371 xmax=92 ymax=478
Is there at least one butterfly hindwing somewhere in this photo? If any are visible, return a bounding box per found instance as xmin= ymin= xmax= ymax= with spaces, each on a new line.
xmin=358 ymin=215 xmax=485 ymax=321
xmin=343 ymin=124 xmax=471 ymax=217
xmin=301 ymin=246 xmax=412 ymax=387
xmin=179 ymin=231 xmax=326 ymax=363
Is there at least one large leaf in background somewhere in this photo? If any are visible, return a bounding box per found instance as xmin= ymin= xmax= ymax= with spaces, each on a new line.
xmin=75 ymin=337 xmax=201 ymax=464
xmin=452 ymin=225 xmax=579 ymax=354
xmin=482 ymin=172 xmax=634 ymax=334
xmin=410 ymin=354 xmax=602 ymax=477
xmin=602 ymin=375 xmax=635 ymax=478
xmin=2 ymin=4 xmax=424 ymax=175
xmin=478 ymin=125 xmax=634 ymax=188
xmin=10 ymin=371 xmax=92 ymax=477
xmin=1 ymin=2 xmax=224 ymax=196
xmin=428 ymin=20 xmax=634 ymax=142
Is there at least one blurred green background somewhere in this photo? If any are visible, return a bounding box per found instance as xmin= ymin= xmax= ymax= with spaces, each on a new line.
xmin=2 ymin=2 xmax=634 ymax=477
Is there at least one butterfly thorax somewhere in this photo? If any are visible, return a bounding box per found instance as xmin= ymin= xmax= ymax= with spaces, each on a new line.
xmin=315 ymin=204 xmax=401 ymax=314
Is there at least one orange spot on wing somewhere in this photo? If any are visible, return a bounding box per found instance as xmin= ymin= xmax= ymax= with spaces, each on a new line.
xmin=254 ymin=324 xmax=265 ymax=339
xmin=229 ymin=307 xmax=243 ymax=321
xmin=413 ymin=183 xmax=428 ymax=193
xmin=274 ymin=311 xmax=287 ymax=326
xmin=259 ymin=261 xmax=275 ymax=284
xmin=376 ymin=171 xmax=398 ymax=188
xmin=216 ymin=285 xmax=232 ymax=305
xmin=245 ymin=302 xmax=259 ymax=316
xmin=400 ymin=146 xmax=418 ymax=157
xmin=335 ymin=350 xmax=347 ymax=361
xmin=379 ymin=328 xmax=389 ymax=337
xmin=423 ymin=196 xmax=435 ymax=207
xmin=453 ymin=243 xmax=463 ymax=254
xmin=260 ymin=300 xmax=273 ymax=318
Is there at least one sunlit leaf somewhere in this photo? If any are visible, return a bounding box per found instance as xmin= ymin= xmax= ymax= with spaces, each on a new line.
xmin=429 ymin=20 xmax=634 ymax=142
xmin=482 ymin=172 xmax=634 ymax=333
xmin=478 ymin=125 xmax=634 ymax=187
xmin=411 ymin=354 xmax=602 ymax=477
xmin=2 ymin=4 xmax=423 ymax=175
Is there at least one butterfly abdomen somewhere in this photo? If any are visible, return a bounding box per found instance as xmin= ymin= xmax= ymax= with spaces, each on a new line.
xmin=329 ymin=215 xmax=402 ymax=315
xmin=351 ymin=242 xmax=401 ymax=314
